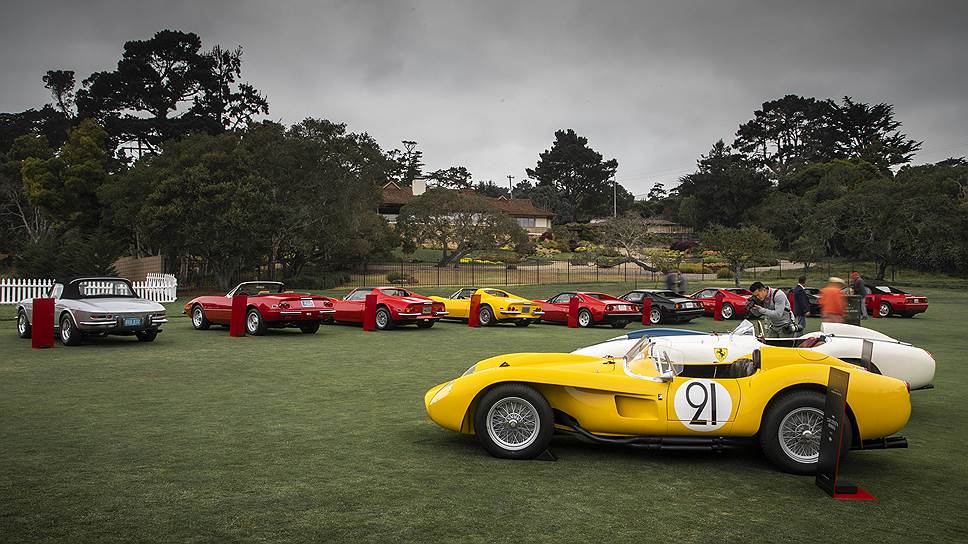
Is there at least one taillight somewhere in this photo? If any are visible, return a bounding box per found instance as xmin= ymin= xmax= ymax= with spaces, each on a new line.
xmin=279 ymin=302 xmax=290 ymax=309
xmin=675 ymin=303 xmax=682 ymax=310
xmin=606 ymin=305 xmax=614 ymax=311
xmin=405 ymin=304 xmax=416 ymax=313
xmin=323 ymin=300 xmax=333 ymax=307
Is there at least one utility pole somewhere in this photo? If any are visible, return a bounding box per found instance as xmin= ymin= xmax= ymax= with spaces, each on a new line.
xmin=507 ymin=175 xmax=515 ymax=199
xmin=613 ymin=179 xmax=617 ymax=217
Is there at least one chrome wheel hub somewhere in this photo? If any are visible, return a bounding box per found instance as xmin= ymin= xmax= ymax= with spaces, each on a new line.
xmin=18 ymin=314 xmax=27 ymax=334
xmin=246 ymin=312 xmax=259 ymax=332
xmin=376 ymin=311 xmax=388 ymax=327
xmin=486 ymin=396 xmax=540 ymax=451
xmin=779 ymin=407 xmax=824 ymax=463
xmin=192 ymin=309 xmax=203 ymax=327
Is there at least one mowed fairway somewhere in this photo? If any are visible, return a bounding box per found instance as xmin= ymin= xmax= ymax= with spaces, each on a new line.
xmin=1 ymin=284 xmax=966 ymax=543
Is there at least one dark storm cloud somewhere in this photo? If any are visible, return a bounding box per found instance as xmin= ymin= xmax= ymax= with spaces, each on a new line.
xmin=2 ymin=0 xmax=967 ymax=194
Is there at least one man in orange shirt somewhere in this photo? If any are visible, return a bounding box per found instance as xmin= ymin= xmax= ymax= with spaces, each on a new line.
xmin=819 ymin=277 xmax=847 ymax=323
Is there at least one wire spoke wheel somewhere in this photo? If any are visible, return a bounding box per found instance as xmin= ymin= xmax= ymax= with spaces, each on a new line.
xmin=486 ymin=396 xmax=540 ymax=451
xmin=778 ymin=407 xmax=824 ymax=463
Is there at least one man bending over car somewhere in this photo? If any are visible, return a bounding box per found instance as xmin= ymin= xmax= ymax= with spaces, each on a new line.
xmin=747 ymin=281 xmax=801 ymax=338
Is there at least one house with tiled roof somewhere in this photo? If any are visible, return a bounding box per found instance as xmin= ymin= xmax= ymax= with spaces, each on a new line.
xmin=379 ymin=179 xmax=554 ymax=236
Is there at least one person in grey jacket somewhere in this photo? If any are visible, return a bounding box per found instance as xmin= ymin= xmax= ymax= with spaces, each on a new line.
xmin=748 ymin=281 xmax=798 ymax=337
xmin=851 ymin=271 xmax=869 ymax=319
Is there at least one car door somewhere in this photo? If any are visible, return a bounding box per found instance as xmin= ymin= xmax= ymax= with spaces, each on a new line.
xmin=335 ymin=289 xmax=369 ymax=322
xmin=447 ymin=288 xmax=475 ymax=319
xmin=666 ymin=373 xmax=742 ymax=434
xmin=692 ymin=289 xmax=716 ymax=313
xmin=209 ymin=295 xmax=233 ymax=323
xmin=545 ymin=293 xmax=573 ymax=322
xmin=622 ymin=291 xmax=645 ymax=304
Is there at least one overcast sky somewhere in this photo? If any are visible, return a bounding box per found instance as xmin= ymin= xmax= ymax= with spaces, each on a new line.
xmin=2 ymin=0 xmax=966 ymax=195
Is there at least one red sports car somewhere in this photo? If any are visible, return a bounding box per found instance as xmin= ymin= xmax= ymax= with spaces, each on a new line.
xmin=332 ymin=286 xmax=448 ymax=330
xmin=689 ymin=287 xmax=753 ymax=319
xmin=533 ymin=291 xmax=641 ymax=328
xmin=866 ymin=285 xmax=928 ymax=317
xmin=184 ymin=281 xmax=336 ymax=335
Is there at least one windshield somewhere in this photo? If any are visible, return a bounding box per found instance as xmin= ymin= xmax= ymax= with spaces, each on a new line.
xmin=75 ymin=280 xmax=135 ymax=298
xmin=731 ymin=320 xmax=756 ymax=337
xmin=623 ymin=337 xmax=686 ymax=379
xmin=233 ymin=282 xmax=284 ymax=296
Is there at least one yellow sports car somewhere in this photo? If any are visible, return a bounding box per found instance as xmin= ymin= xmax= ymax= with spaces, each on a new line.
xmin=424 ymin=338 xmax=910 ymax=474
xmin=430 ymin=287 xmax=544 ymax=327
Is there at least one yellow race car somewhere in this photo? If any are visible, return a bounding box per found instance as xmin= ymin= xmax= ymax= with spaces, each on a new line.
xmin=430 ymin=287 xmax=544 ymax=327
xmin=424 ymin=338 xmax=911 ymax=474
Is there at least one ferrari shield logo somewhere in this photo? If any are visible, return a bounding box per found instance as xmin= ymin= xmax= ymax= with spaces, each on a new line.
xmin=713 ymin=347 xmax=729 ymax=362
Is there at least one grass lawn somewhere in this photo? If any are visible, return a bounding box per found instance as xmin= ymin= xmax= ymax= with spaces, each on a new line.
xmin=1 ymin=284 xmax=966 ymax=543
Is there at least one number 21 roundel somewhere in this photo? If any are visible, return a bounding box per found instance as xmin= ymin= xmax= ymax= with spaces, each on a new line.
xmin=672 ymin=379 xmax=733 ymax=432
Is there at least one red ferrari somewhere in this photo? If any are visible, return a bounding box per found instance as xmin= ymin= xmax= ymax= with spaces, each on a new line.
xmin=332 ymin=287 xmax=448 ymax=330
xmin=184 ymin=281 xmax=336 ymax=335
xmin=533 ymin=291 xmax=641 ymax=328
xmin=866 ymin=285 xmax=928 ymax=317
xmin=689 ymin=287 xmax=753 ymax=319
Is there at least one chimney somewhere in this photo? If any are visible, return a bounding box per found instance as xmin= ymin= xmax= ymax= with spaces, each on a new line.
xmin=412 ymin=177 xmax=427 ymax=196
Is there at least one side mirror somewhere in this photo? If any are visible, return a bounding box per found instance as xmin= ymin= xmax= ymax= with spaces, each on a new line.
xmin=658 ymin=370 xmax=675 ymax=382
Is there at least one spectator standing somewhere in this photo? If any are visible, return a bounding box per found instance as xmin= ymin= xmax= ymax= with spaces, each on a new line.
xmin=747 ymin=281 xmax=797 ymax=337
xmin=851 ymin=271 xmax=869 ymax=319
xmin=791 ymin=275 xmax=810 ymax=332
xmin=677 ymin=272 xmax=688 ymax=295
xmin=665 ymin=270 xmax=677 ymax=292
xmin=819 ymin=277 xmax=847 ymax=323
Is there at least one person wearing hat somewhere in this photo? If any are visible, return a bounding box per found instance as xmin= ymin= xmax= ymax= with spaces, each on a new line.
xmin=819 ymin=277 xmax=847 ymax=323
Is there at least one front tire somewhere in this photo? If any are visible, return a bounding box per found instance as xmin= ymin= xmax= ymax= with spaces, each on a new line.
xmin=135 ymin=330 xmax=158 ymax=342
xmin=246 ymin=308 xmax=268 ymax=336
xmin=478 ymin=305 xmax=496 ymax=327
xmin=191 ymin=305 xmax=211 ymax=330
xmin=576 ymin=308 xmax=593 ymax=328
xmin=59 ymin=313 xmax=82 ymax=346
xmin=474 ymin=383 xmax=554 ymax=460
xmin=721 ymin=303 xmax=735 ymax=319
xmin=299 ymin=321 xmax=320 ymax=334
xmin=760 ymin=390 xmax=852 ymax=475
xmin=878 ymin=301 xmax=892 ymax=318
xmin=17 ymin=309 xmax=32 ymax=339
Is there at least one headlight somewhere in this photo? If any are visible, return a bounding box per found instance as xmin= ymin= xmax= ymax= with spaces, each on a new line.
xmin=431 ymin=381 xmax=454 ymax=405
xmin=461 ymin=364 xmax=478 ymax=377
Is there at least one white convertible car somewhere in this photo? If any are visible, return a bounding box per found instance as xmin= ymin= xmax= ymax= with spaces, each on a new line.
xmin=573 ymin=320 xmax=936 ymax=390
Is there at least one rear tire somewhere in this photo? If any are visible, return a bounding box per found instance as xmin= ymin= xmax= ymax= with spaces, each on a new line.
xmin=479 ymin=305 xmax=496 ymax=327
xmin=576 ymin=308 xmax=593 ymax=328
xmin=135 ymin=330 xmax=158 ymax=342
xmin=191 ymin=305 xmax=211 ymax=330
xmin=299 ymin=321 xmax=320 ymax=334
xmin=878 ymin=301 xmax=892 ymax=317
xmin=246 ymin=308 xmax=268 ymax=336
xmin=474 ymin=383 xmax=554 ymax=460
xmin=17 ymin=309 xmax=32 ymax=339
xmin=375 ymin=307 xmax=394 ymax=330
xmin=721 ymin=303 xmax=735 ymax=319
xmin=760 ymin=390 xmax=852 ymax=475
xmin=59 ymin=313 xmax=82 ymax=346
xmin=649 ymin=307 xmax=663 ymax=325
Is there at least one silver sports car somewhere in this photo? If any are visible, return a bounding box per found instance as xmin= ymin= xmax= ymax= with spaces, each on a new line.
xmin=16 ymin=277 xmax=168 ymax=345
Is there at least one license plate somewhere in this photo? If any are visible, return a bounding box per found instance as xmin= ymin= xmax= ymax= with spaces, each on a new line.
xmin=522 ymin=306 xmax=530 ymax=313
xmin=300 ymin=299 xmax=315 ymax=308
xmin=123 ymin=317 xmax=141 ymax=327
xmin=422 ymin=306 xmax=431 ymax=314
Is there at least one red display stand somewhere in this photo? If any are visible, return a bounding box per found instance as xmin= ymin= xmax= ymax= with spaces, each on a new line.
xmin=468 ymin=294 xmax=482 ymax=328
xmin=31 ymin=297 xmax=55 ymax=349
xmin=640 ymin=297 xmax=652 ymax=326
xmin=871 ymin=294 xmax=880 ymax=319
xmin=787 ymin=291 xmax=796 ymax=314
xmin=567 ymin=296 xmax=579 ymax=328
xmin=713 ymin=291 xmax=725 ymax=321
xmin=362 ymin=293 xmax=377 ymax=331
xmin=229 ymin=294 xmax=247 ymax=337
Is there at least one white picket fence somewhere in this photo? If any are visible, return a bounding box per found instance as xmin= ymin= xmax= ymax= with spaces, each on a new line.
xmin=0 ymin=273 xmax=178 ymax=304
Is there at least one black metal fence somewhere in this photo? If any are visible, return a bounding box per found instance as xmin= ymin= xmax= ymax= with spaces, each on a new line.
xmin=339 ymin=260 xmax=669 ymax=289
